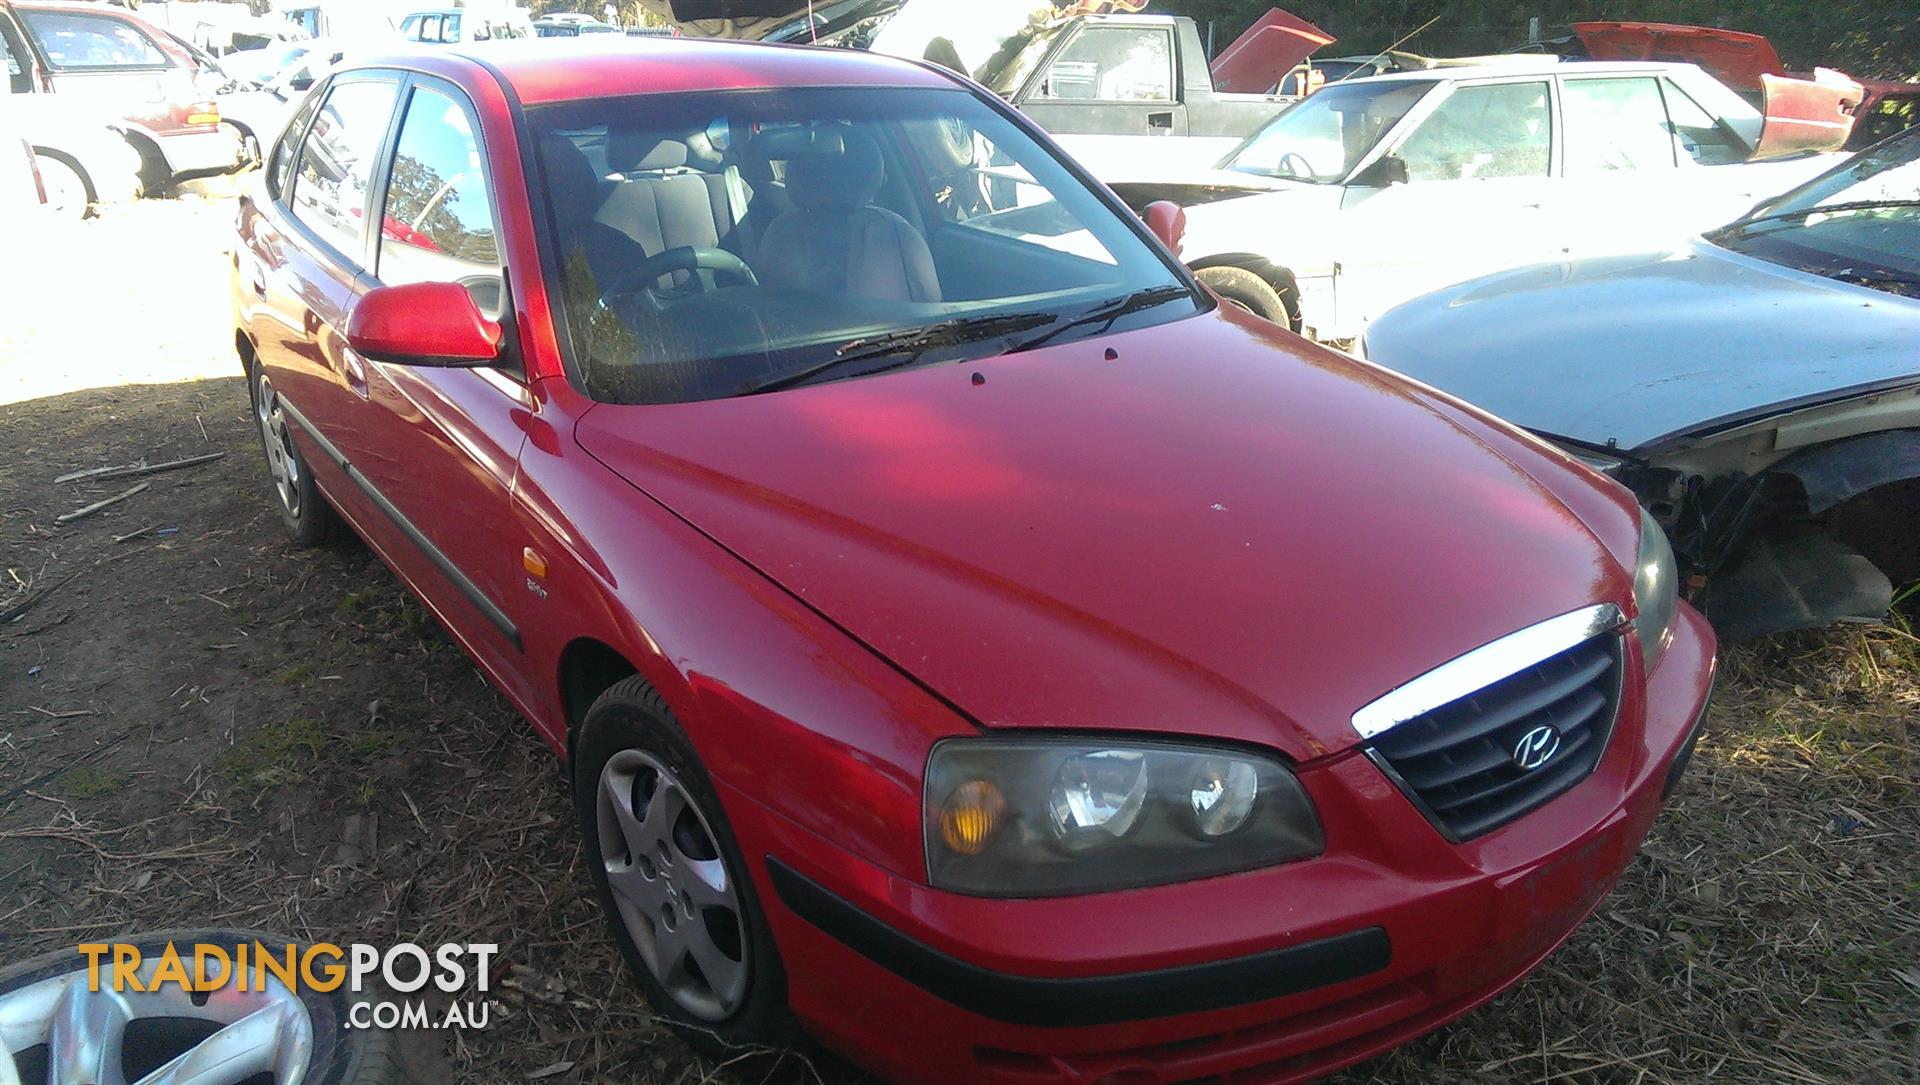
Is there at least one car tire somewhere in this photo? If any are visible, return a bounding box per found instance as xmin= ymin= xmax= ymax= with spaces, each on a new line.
xmin=0 ymin=928 xmax=429 ymax=1084
xmin=32 ymin=151 xmax=93 ymax=219
xmin=249 ymin=361 xmax=343 ymax=547
xmin=573 ymin=676 xmax=795 ymax=1061
xmin=1196 ymin=266 xmax=1290 ymax=326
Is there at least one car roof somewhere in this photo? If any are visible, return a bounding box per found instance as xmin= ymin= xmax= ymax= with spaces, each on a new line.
xmin=1353 ymin=58 xmax=1697 ymax=85
xmin=354 ymin=36 xmax=955 ymax=105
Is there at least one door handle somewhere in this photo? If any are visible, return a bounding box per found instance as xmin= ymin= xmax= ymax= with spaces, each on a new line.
xmin=1147 ymin=111 xmax=1174 ymax=130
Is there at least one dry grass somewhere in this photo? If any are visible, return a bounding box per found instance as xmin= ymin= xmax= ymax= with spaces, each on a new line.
xmin=1 ymin=195 xmax=1915 ymax=1085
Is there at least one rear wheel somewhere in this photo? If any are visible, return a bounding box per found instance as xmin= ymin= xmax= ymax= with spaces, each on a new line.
xmin=1196 ymin=266 xmax=1289 ymax=326
xmin=573 ymin=677 xmax=792 ymax=1059
xmin=250 ymin=362 xmax=342 ymax=546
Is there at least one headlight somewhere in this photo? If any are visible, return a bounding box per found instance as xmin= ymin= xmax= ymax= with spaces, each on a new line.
xmin=1633 ymin=510 xmax=1679 ymax=674
xmin=925 ymin=738 xmax=1322 ymax=897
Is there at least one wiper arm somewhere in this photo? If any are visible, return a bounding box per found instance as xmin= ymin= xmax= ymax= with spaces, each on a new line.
xmin=741 ymin=312 xmax=1056 ymax=395
xmin=1005 ymin=284 xmax=1194 ymax=354
xmin=1714 ymin=199 xmax=1920 ymax=238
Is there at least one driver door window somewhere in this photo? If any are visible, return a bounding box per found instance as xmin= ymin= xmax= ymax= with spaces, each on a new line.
xmin=376 ymin=84 xmax=502 ymax=315
xmin=1038 ymin=26 xmax=1173 ymax=102
xmin=1395 ymin=81 xmax=1551 ymax=182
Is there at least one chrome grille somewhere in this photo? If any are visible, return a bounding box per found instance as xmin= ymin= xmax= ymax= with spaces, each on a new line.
xmin=1363 ymin=614 xmax=1626 ymax=840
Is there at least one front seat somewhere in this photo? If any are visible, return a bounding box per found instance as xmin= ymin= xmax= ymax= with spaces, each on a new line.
xmin=756 ymin=131 xmax=942 ymax=303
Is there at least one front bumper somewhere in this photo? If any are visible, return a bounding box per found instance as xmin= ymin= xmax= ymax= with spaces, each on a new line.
xmin=732 ymin=603 xmax=1716 ymax=1085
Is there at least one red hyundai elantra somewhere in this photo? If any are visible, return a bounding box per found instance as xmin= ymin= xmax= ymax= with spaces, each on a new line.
xmin=232 ymin=36 xmax=1717 ymax=1085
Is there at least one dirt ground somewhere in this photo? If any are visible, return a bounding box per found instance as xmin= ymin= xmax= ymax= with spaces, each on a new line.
xmin=1 ymin=192 xmax=1916 ymax=1085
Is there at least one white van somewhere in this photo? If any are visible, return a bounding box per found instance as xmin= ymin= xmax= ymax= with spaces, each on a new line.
xmin=397 ymin=5 xmax=531 ymax=44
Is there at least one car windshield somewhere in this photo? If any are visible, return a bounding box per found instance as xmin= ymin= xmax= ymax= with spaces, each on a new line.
xmin=1221 ymin=79 xmax=1435 ymax=182
xmin=1709 ymin=130 xmax=1920 ymax=298
xmin=532 ymin=86 xmax=1194 ymax=405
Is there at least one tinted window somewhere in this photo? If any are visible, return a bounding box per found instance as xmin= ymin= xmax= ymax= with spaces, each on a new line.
xmin=1563 ymin=78 xmax=1675 ymax=172
xmin=1661 ymin=80 xmax=1746 ymax=166
xmin=290 ymin=80 xmax=399 ymax=262
xmin=377 ymin=86 xmax=501 ymax=313
xmin=20 ymin=11 xmax=167 ymax=69
xmin=1396 ymin=81 xmax=1550 ymax=182
xmin=1039 ymin=27 xmax=1172 ymax=101
xmin=268 ymin=90 xmax=324 ymax=198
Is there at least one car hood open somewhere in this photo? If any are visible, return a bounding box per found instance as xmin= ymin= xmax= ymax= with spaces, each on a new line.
xmin=1361 ymin=241 xmax=1920 ymax=455
xmin=577 ymin=309 xmax=1632 ymax=761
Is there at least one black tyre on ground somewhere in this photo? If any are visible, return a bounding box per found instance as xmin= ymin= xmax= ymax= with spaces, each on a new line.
xmin=249 ymin=360 xmax=344 ymax=547
xmin=572 ymin=676 xmax=793 ymax=1060
xmin=0 ymin=928 xmax=429 ymax=1084
xmin=1195 ymin=265 xmax=1292 ymax=327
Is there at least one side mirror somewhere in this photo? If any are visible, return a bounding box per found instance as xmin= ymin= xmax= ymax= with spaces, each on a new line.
xmin=346 ymin=281 xmax=502 ymax=367
xmin=1143 ymin=200 xmax=1187 ymax=257
xmin=1352 ymin=154 xmax=1408 ymax=188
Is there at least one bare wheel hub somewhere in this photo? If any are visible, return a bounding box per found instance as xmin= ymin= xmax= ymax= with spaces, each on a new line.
xmin=596 ymin=749 xmax=749 ymax=1022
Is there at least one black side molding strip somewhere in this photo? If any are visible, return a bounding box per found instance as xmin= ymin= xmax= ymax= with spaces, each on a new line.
xmin=765 ymin=858 xmax=1390 ymax=1028
xmin=278 ymin=397 xmax=523 ymax=651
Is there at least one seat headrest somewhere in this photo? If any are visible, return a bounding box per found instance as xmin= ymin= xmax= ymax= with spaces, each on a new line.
xmin=609 ymin=133 xmax=691 ymax=173
xmin=779 ymin=129 xmax=885 ymax=213
xmin=542 ymin=135 xmax=606 ymax=226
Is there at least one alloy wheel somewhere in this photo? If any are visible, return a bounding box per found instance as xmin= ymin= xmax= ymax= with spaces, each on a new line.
xmin=596 ymin=749 xmax=750 ymax=1022
xmin=253 ymin=371 xmax=302 ymax=518
xmin=0 ymin=957 xmax=314 ymax=1084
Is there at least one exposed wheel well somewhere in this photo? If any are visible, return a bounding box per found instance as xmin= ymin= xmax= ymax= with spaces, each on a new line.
xmin=122 ymin=130 xmax=170 ymax=195
xmin=1188 ymin=254 xmax=1301 ymax=331
xmin=558 ymin=638 xmax=639 ymax=759
xmin=29 ymin=146 xmax=94 ymax=202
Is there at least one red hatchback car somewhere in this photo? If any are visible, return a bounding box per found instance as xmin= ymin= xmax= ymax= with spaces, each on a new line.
xmin=232 ymin=37 xmax=1717 ymax=1085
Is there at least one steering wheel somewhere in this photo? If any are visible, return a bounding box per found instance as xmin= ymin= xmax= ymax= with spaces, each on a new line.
xmin=598 ymin=246 xmax=759 ymax=307
xmin=1275 ymin=152 xmax=1315 ymax=179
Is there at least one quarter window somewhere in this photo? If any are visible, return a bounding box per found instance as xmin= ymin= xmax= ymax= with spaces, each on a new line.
xmin=1660 ymin=80 xmax=1746 ymax=166
xmin=1562 ymin=78 xmax=1676 ymax=172
xmin=377 ymin=86 xmax=503 ymax=314
xmin=1038 ymin=27 xmax=1173 ymax=102
xmin=1395 ymin=81 xmax=1551 ymax=182
xmin=289 ymin=80 xmax=400 ymax=263
xmin=268 ymin=90 xmax=324 ymax=198
xmin=18 ymin=11 xmax=167 ymax=69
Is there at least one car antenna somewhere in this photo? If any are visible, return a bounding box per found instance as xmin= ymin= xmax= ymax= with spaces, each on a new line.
xmin=1325 ymin=13 xmax=1443 ymax=87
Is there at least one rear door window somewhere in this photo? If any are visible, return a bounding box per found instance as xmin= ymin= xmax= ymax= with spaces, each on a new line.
xmin=1394 ymin=80 xmax=1551 ymax=182
xmin=19 ymin=10 xmax=168 ymax=69
xmin=289 ymin=79 xmax=401 ymax=264
xmin=1562 ymin=77 xmax=1677 ymax=172
xmin=375 ymin=85 xmax=502 ymax=314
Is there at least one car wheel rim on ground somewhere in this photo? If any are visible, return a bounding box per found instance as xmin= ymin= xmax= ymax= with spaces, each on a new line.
xmin=0 ymin=959 xmax=314 ymax=1084
xmin=254 ymin=370 xmax=302 ymax=517
xmin=596 ymin=749 xmax=749 ymax=1022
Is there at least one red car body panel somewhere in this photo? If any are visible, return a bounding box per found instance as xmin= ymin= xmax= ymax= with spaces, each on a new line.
xmin=1208 ymin=8 xmax=1336 ymax=96
xmin=576 ymin=308 xmax=1632 ymax=762
xmin=231 ymin=39 xmax=1719 ymax=1083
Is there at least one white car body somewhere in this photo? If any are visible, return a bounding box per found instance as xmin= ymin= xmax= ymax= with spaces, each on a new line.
xmin=1169 ymin=60 xmax=1845 ymax=343
xmin=1 ymin=81 xmax=143 ymax=212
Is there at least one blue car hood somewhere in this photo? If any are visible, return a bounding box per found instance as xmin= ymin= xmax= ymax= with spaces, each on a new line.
xmin=1363 ymin=241 xmax=1920 ymax=453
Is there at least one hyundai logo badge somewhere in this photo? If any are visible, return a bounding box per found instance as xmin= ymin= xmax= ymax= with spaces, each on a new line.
xmin=1512 ymin=725 xmax=1561 ymax=771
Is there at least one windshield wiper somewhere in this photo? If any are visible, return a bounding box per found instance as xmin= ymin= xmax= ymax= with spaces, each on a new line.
xmin=1004 ymin=285 xmax=1194 ymax=354
xmin=741 ymin=312 xmax=1057 ymax=396
xmin=1715 ymin=199 xmax=1920 ymax=238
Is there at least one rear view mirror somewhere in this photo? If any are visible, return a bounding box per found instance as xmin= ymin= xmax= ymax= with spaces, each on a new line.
xmin=1352 ymin=154 xmax=1408 ymax=188
xmin=1143 ymin=200 xmax=1187 ymax=256
xmin=347 ymin=282 xmax=503 ymax=367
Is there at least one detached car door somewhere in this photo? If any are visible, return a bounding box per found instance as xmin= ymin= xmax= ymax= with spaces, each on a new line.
xmin=1332 ymin=78 xmax=1559 ymax=334
xmin=346 ymin=75 xmax=535 ymax=703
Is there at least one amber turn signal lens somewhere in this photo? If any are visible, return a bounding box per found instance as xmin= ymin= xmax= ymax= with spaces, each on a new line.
xmin=938 ymin=780 xmax=1005 ymax=855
